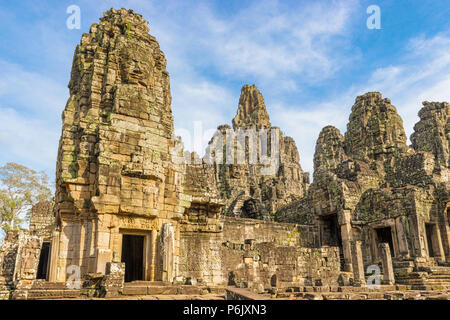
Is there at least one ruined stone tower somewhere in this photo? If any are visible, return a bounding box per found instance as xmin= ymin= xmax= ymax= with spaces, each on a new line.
xmin=53 ymin=8 xmax=186 ymax=283
xmin=207 ymin=84 xmax=310 ymax=219
xmin=276 ymin=92 xmax=450 ymax=276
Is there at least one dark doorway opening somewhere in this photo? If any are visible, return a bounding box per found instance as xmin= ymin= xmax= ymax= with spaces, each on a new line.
xmin=425 ymin=224 xmax=435 ymax=257
xmin=447 ymin=207 xmax=450 ymax=227
xmin=376 ymin=227 xmax=394 ymax=257
xmin=37 ymin=242 xmax=50 ymax=280
xmin=322 ymin=214 xmax=342 ymax=247
xmin=322 ymin=214 xmax=344 ymax=270
xmin=121 ymin=235 xmax=145 ymax=282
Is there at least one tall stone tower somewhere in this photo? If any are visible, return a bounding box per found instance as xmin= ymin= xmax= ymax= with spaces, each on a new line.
xmin=209 ymin=84 xmax=310 ymax=218
xmin=52 ymin=9 xmax=185 ymax=283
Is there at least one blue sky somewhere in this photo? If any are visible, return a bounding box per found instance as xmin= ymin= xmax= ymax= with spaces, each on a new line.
xmin=1 ymin=0 xmax=450 ymax=184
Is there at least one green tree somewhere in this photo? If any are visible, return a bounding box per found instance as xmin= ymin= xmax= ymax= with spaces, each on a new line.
xmin=0 ymin=162 xmax=52 ymax=235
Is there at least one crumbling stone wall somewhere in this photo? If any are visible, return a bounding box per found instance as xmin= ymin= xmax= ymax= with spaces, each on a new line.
xmin=0 ymin=230 xmax=43 ymax=299
xmin=276 ymin=92 xmax=449 ymax=276
xmin=178 ymin=216 xmax=337 ymax=289
xmin=29 ymin=200 xmax=55 ymax=240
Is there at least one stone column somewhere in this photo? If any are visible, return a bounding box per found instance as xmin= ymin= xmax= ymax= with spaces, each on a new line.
xmin=161 ymin=223 xmax=175 ymax=283
xmin=431 ymin=224 xmax=445 ymax=263
xmin=149 ymin=229 xmax=157 ymax=281
xmin=412 ymin=216 xmax=427 ymax=259
xmin=48 ymin=230 xmax=60 ymax=282
xmin=351 ymin=241 xmax=365 ymax=286
xmin=379 ymin=243 xmax=395 ymax=285
xmin=442 ymin=207 xmax=450 ymax=262
xmin=340 ymin=211 xmax=353 ymax=272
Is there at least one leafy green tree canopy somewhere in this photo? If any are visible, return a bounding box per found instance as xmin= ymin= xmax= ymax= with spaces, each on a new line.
xmin=0 ymin=162 xmax=52 ymax=235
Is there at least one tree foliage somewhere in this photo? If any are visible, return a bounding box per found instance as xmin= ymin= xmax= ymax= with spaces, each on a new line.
xmin=0 ymin=162 xmax=52 ymax=235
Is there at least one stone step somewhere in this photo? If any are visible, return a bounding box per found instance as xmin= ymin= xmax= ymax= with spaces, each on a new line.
xmin=27 ymin=289 xmax=80 ymax=300
xmin=122 ymin=284 xmax=225 ymax=296
xmin=124 ymin=281 xmax=168 ymax=287
xmin=417 ymin=266 xmax=450 ymax=274
xmin=393 ymin=260 xmax=415 ymax=268
xmin=273 ymin=289 xmax=450 ymax=300
xmin=31 ymin=281 xmax=69 ymax=290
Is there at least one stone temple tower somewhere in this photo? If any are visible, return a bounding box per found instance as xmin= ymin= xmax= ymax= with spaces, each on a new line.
xmin=52 ymin=9 xmax=186 ymax=283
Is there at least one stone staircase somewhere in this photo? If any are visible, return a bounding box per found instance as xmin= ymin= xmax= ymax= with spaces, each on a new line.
xmin=394 ymin=260 xmax=450 ymax=290
xmin=122 ymin=281 xmax=225 ymax=296
xmin=0 ymin=276 xmax=10 ymax=300
xmin=232 ymin=283 xmax=450 ymax=300
xmin=24 ymin=280 xmax=81 ymax=300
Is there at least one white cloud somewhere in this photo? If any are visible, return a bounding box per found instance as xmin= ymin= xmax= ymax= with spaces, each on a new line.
xmin=151 ymin=0 xmax=359 ymax=85
xmin=272 ymin=31 xmax=450 ymax=174
xmin=0 ymin=60 xmax=68 ymax=115
xmin=0 ymin=60 xmax=66 ymax=178
xmin=172 ymin=80 xmax=235 ymax=154
xmin=0 ymin=107 xmax=59 ymax=173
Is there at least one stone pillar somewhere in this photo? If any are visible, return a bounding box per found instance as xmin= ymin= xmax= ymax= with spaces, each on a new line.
xmin=379 ymin=243 xmax=395 ymax=285
xmin=149 ymin=229 xmax=157 ymax=281
xmin=48 ymin=230 xmax=60 ymax=282
xmin=442 ymin=207 xmax=450 ymax=262
xmin=95 ymin=248 xmax=111 ymax=274
xmin=412 ymin=216 xmax=427 ymax=259
xmin=161 ymin=223 xmax=175 ymax=283
xmin=396 ymin=216 xmax=410 ymax=258
xmin=431 ymin=224 xmax=445 ymax=263
xmin=351 ymin=241 xmax=365 ymax=286
xmin=340 ymin=211 xmax=353 ymax=272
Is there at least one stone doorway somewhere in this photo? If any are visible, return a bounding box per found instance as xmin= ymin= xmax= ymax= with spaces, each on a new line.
xmin=322 ymin=214 xmax=342 ymax=247
xmin=375 ymin=227 xmax=394 ymax=257
xmin=37 ymin=242 xmax=51 ymax=280
xmin=321 ymin=214 xmax=345 ymax=270
xmin=121 ymin=235 xmax=145 ymax=282
xmin=425 ymin=224 xmax=435 ymax=257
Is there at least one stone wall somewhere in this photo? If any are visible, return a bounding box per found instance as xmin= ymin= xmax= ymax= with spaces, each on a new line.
xmin=29 ymin=200 xmax=55 ymax=240
xmin=178 ymin=216 xmax=342 ymax=289
xmin=0 ymin=230 xmax=43 ymax=299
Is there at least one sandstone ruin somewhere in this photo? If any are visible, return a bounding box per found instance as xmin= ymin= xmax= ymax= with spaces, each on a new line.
xmin=0 ymin=8 xmax=449 ymax=300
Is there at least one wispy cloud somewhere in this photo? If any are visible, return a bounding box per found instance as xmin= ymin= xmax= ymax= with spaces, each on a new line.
xmin=0 ymin=60 xmax=65 ymax=176
xmin=0 ymin=107 xmax=59 ymax=172
xmin=272 ymin=31 xmax=450 ymax=174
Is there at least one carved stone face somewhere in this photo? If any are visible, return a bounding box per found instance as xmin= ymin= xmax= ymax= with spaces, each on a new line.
xmin=242 ymin=199 xmax=259 ymax=219
xmin=241 ymin=198 xmax=269 ymax=220
xmin=119 ymin=46 xmax=153 ymax=88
